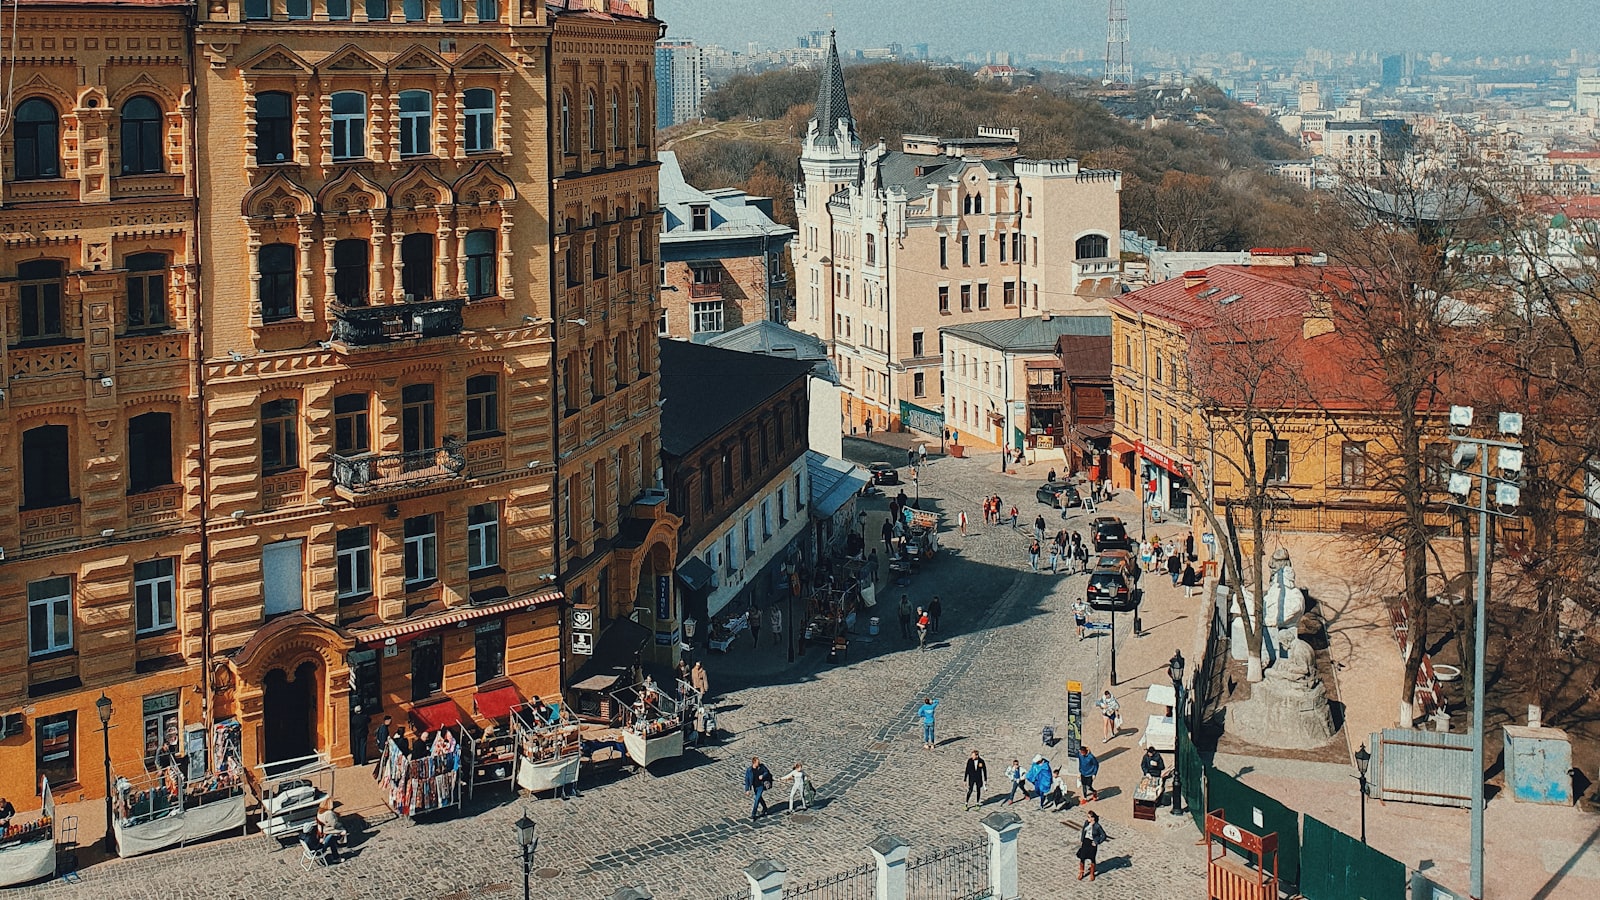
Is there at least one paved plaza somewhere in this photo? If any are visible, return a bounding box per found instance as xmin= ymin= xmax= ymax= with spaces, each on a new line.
xmin=21 ymin=445 xmax=1210 ymax=899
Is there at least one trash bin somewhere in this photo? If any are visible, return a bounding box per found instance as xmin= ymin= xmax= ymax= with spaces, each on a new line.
xmin=868 ymin=617 xmax=880 ymax=636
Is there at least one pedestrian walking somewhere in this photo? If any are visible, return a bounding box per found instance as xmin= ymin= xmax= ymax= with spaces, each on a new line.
xmin=958 ymin=510 xmax=969 ymax=536
xmin=898 ymin=594 xmax=914 ymax=640
xmin=1005 ymin=759 xmax=1027 ymax=804
xmin=1028 ymin=539 xmax=1041 ymax=571
xmin=916 ymin=607 xmax=931 ymax=651
xmin=1009 ymin=504 xmax=1019 ymax=528
xmin=869 ymin=548 xmax=880 ymax=584
xmin=692 ymin=660 xmax=710 ymax=698
xmin=372 ymin=714 xmax=391 ymax=764
xmin=1076 ymin=539 xmax=1091 ymax=574
xmin=1182 ymin=562 xmax=1199 ymax=597
xmin=1138 ymin=539 xmax=1153 ymax=573
xmin=1102 ymin=477 xmax=1112 ymax=501
xmin=882 ymin=517 xmax=894 ymax=552
xmin=907 ymin=447 xmax=916 ymax=466
xmin=769 ymin=606 xmax=783 ymax=647
xmin=1027 ymin=755 xmax=1054 ymax=809
xmin=1095 ymin=690 xmax=1121 ymax=742
xmin=928 ymin=595 xmax=943 ymax=634
xmin=1185 ymin=532 xmax=1196 ymax=559
xmin=1072 ymin=598 xmax=1089 ymax=641
xmin=917 ymin=697 xmax=940 ymax=749
xmin=1048 ymin=541 xmax=1060 ymax=573
xmin=744 ymin=756 xmax=774 ymax=819
xmin=1034 ymin=514 xmax=1047 ymax=543
xmin=1076 ymin=811 xmax=1108 ymax=881
xmin=964 ymin=750 xmax=988 ymax=809
xmin=1047 ymin=765 xmax=1068 ymax=809
xmin=750 ymin=605 xmax=762 ymax=647
xmin=1077 ymin=747 xmax=1100 ymax=801
xmin=1167 ymin=550 xmax=1182 ymax=587
xmin=779 ymin=762 xmax=808 ymax=813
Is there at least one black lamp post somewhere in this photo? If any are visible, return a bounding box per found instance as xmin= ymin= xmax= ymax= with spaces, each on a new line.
xmin=96 ymin=692 xmax=114 ymax=853
xmin=1353 ymin=743 xmax=1371 ymax=844
xmin=514 ymin=813 xmax=538 ymax=900
xmin=1168 ymin=650 xmax=1186 ymax=816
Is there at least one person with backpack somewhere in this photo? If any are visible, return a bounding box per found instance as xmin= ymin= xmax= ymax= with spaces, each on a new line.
xmin=1077 ymin=810 xmax=1108 ymax=880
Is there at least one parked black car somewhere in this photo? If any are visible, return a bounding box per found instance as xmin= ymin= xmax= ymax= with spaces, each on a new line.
xmin=868 ymin=462 xmax=901 ymax=485
xmin=1034 ymin=482 xmax=1081 ymax=508
xmin=1090 ymin=516 xmax=1131 ymax=552
xmin=1086 ymin=549 xmax=1139 ymax=611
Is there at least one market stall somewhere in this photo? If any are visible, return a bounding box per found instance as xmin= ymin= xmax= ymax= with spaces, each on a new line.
xmin=470 ymin=680 xmax=526 ymax=798
xmin=803 ymin=574 xmax=863 ymax=663
xmin=707 ymin=610 xmax=750 ymax=653
xmin=254 ymin=752 xmax=335 ymax=844
xmin=373 ymin=702 xmax=473 ymax=819
xmin=0 ymin=780 xmax=55 ymax=887
xmin=510 ymin=702 xmax=582 ymax=795
xmin=612 ymin=678 xmax=683 ymax=769
xmin=111 ymin=720 xmax=247 ymax=858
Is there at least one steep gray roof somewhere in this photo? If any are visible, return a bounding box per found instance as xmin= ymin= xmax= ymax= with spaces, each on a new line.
xmin=705 ymin=320 xmax=829 ymax=359
xmin=875 ymin=152 xmax=1016 ymax=201
xmin=941 ymin=315 xmax=1112 ymax=353
xmin=810 ymin=30 xmax=856 ymax=149
xmin=658 ymin=151 xmax=795 ymax=245
xmin=658 ymin=340 xmax=815 ymax=458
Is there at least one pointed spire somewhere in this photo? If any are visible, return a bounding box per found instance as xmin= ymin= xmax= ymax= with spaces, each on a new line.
xmin=810 ymin=29 xmax=856 ymax=150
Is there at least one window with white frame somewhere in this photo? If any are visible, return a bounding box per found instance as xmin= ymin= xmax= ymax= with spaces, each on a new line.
xmin=28 ymin=576 xmax=72 ymax=656
xmin=467 ymin=503 xmax=500 ymax=572
xmin=464 ymin=88 xmax=495 ymax=152
xmin=398 ymin=90 xmax=432 ymax=157
xmin=134 ymin=558 xmax=176 ymax=634
xmin=335 ymin=527 xmax=372 ymax=600
xmin=691 ymin=300 xmax=724 ymax=335
xmin=331 ymin=91 xmax=366 ymax=160
xmin=404 ymin=514 xmax=438 ymax=586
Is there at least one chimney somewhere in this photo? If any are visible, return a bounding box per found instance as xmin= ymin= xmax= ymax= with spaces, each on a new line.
xmin=1182 ymin=270 xmax=1208 ymax=289
xmin=1303 ymin=293 xmax=1334 ymax=339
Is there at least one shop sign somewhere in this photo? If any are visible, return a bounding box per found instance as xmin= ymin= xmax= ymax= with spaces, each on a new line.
xmin=899 ymin=400 xmax=945 ymax=437
xmin=654 ymin=628 xmax=681 ymax=646
xmin=570 ymin=604 xmax=597 ymax=656
xmin=1135 ymin=440 xmax=1193 ymax=478
xmin=655 ymin=575 xmax=672 ymax=621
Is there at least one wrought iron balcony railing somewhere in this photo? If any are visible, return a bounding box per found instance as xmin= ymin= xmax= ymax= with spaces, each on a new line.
xmin=330 ymin=438 xmax=467 ymax=494
xmin=331 ymin=298 xmax=466 ymax=346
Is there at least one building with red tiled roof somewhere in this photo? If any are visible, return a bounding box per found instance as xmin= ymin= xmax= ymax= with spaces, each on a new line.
xmin=1106 ymin=251 xmax=1449 ymax=533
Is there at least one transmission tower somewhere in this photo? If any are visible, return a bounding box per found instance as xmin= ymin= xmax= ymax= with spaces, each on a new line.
xmin=1103 ymin=0 xmax=1131 ymax=86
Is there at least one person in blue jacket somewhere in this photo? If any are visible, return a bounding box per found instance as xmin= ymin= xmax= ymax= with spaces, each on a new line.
xmin=744 ymin=756 xmax=773 ymax=820
xmin=1027 ymin=755 xmax=1054 ymax=809
xmin=917 ymin=698 xmax=940 ymax=749
xmin=1078 ymin=746 xmax=1101 ymax=802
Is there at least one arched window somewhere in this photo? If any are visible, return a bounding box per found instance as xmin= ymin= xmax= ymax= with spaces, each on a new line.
xmin=865 ymin=234 xmax=876 ymax=265
xmin=258 ymin=244 xmax=296 ymax=321
xmin=464 ymin=230 xmax=496 ymax=300
xmin=585 ymin=89 xmax=597 ymax=152
xmin=126 ymin=252 xmax=169 ymax=329
xmin=14 ymin=98 xmax=60 ymax=180
xmin=18 ymin=259 xmax=64 ymax=339
xmin=400 ymin=233 xmax=435 ymax=302
xmin=464 ymin=88 xmax=495 ymax=153
xmin=559 ymin=92 xmax=571 ymax=155
xmin=630 ymin=89 xmax=642 ymax=147
xmin=255 ymin=91 xmax=293 ymax=164
xmin=607 ymin=90 xmax=619 ymax=149
xmin=973 ymin=192 xmax=983 ymax=214
xmin=120 ymin=96 xmax=163 ymax=175
xmin=398 ymin=90 xmax=432 ymax=157
xmin=1075 ymin=233 xmax=1109 ymax=260
xmin=331 ymin=91 xmax=367 ymax=161
xmin=333 ymin=239 xmax=369 ymax=306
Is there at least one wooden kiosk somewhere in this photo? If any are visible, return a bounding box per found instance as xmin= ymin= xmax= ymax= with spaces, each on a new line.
xmin=1204 ymin=811 xmax=1279 ymax=900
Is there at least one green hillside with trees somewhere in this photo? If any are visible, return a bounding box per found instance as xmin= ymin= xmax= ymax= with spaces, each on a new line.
xmin=669 ymin=63 xmax=1317 ymax=252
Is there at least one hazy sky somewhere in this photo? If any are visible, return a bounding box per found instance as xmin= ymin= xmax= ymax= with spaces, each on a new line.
xmin=656 ymin=0 xmax=1598 ymax=57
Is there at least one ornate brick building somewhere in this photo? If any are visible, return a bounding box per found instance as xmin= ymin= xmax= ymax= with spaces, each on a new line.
xmin=0 ymin=0 xmax=670 ymax=804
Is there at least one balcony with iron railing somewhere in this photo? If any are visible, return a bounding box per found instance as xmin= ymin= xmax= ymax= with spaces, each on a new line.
xmin=1026 ymin=384 xmax=1064 ymax=406
xmin=331 ymin=298 xmax=466 ymax=347
xmin=330 ymin=438 xmax=467 ymax=498
xmin=688 ymin=281 xmax=723 ymax=299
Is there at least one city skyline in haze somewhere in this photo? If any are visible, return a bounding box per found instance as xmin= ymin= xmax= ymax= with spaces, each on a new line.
xmin=656 ymin=0 xmax=1600 ymax=59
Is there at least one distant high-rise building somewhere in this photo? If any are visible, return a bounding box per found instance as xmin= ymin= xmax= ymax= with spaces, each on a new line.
xmin=912 ymin=43 xmax=930 ymax=60
xmin=1577 ymin=76 xmax=1600 ymax=117
xmin=656 ymin=39 xmax=707 ymax=129
xmin=1380 ymin=54 xmax=1403 ymax=88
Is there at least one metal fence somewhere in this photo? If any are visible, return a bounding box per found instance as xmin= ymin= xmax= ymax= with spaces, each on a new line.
xmin=1205 ymin=768 xmax=1302 ymax=889
xmin=1370 ymin=727 xmax=1474 ymax=808
xmin=905 ymin=837 xmax=991 ymax=900
xmin=1193 ymin=601 xmax=1230 ymax=730
xmin=1176 ymin=716 xmax=1207 ymax=834
xmin=781 ymin=860 xmax=879 ymax=900
xmin=1300 ymin=815 xmax=1406 ymax=900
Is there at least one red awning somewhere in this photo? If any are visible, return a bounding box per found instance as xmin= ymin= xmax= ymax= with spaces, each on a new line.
xmin=1135 ymin=440 xmax=1194 ymax=478
xmin=1110 ymin=438 xmax=1137 ymax=455
xmin=409 ymin=699 xmax=461 ymax=732
xmin=353 ymin=589 xmax=563 ymax=645
xmin=473 ymin=683 xmax=523 ymax=721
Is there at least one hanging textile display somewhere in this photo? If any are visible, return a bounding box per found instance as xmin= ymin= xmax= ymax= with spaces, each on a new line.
xmin=374 ymin=726 xmax=470 ymax=819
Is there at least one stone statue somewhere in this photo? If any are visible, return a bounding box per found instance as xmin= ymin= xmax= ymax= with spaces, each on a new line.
xmin=1226 ymin=638 xmax=1337 ymax=750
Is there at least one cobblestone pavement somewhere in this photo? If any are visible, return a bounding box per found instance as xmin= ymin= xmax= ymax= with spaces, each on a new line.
xmin=19 ymin=445 xmax=1209 ymax=899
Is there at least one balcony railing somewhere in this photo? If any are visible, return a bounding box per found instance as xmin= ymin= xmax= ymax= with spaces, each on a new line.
xmin=330 ymin=438 xmax=467 ymax=494
xmin=688 ymin=282 xmax=722 ymax=299
xmin=331 ymin=298 xmax=465 ymax=347
xmin=1027 ymin=385 xmax=1063 ymax=405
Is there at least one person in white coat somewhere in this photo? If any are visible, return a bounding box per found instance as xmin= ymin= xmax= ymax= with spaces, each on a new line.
xmin=780 ymin=762 xmax=808 ymax=813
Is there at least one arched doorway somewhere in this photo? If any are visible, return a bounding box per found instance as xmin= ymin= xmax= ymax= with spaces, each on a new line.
xmin=261 ymin=659 xmax=318 ymax=763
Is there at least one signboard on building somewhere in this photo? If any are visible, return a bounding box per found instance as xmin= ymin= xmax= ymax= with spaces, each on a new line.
xmin=1066 ymin=679 xmax=1083 ymax=756
xmin=570 ymin=604 xmax=598 ymax=656
xmin=899 ymin=400 xmax=945 ymax=437
xmin=655 ymin=575 xmax=672 ymax=621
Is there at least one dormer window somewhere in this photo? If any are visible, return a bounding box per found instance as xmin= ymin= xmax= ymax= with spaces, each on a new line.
xmin=690 ymin=204 xmax=710 ymax=231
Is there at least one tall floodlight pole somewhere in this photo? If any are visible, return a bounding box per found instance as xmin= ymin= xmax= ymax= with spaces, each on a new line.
xmin=1442 ymin=406 xmax=1524 ymax=900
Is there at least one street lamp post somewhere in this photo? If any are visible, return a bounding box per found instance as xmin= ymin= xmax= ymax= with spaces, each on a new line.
xmin=1353 ymin=743 xmax=1372 ymax=844
xmin=96 ymin=692 xmax=114 ymax=853
xmin=514 ymin=814 xmax=538 ymax=900
xmin=1442 ymin=405 xmax=1524 ymax=900
xmin=1109 ymin=606 xmax=1118 ymax=686
xmin=1169 ymin=650 xmax=1186 ymax=816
